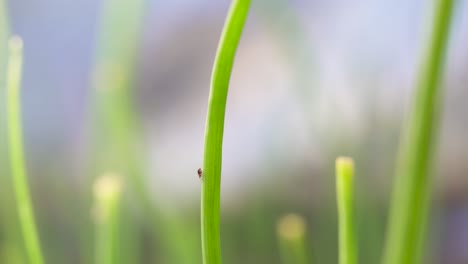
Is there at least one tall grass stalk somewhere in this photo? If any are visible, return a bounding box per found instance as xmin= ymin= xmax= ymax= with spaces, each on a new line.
xmin=0 ymin=0 xmax=8 ymax=57
xmin=382 ymin=0 xmax=455 ymax=263
xmin=276 ymin=214 xmax=310 ymax=264
xmin=336 ymin=157 xmax=357 ymax=264
xmin=201 ymin=0 xmax=251 ymax=263
xmin=0 ymin=6 xmax=25 ymax=264
xmin=93 ymin=174 xmax=122 ymax=264
xmin=91 ymin=0 xmax=145 ymax=262
xmin=92 ymin=0 xmax=200 ymax=263
xmin=92 ymin=0 xmax=144 ymax=195
xmin=6 ymin=36 xmax=44 ymax=264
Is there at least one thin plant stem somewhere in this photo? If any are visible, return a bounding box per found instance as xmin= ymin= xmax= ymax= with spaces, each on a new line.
xmin=336 ymin=157 xmax=357 ymax=264
xmin=94 ymin=174 xmax=122 ymax=264
xmin=382 ymin=0 xmax=455 ymax=263
xmin=0 ymin=7 xmax=25 ymax=264
xmin=92 ymin=0 xmax=200 ymax=262
xmin=6 ymin=36 xmax=44 ymax=264
xmin=91 ymin=0 xmax=145 ymax=262
xmin=0 ymin=0 xmax=8 ymax=56
xmin=201 ymin=0 xmax=251 ymax=263
xmin=276 ymin=214 xmax=310 ymax=264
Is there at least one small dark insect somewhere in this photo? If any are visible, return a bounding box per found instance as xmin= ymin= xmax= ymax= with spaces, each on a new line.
xmin=197 ymin=168 xmax=203 ymax=179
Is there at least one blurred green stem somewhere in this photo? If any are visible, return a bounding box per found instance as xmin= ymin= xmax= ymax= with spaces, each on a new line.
xmin=201 ymin=0 xmax=251 ymax=263
xmin=92 ymin=0 xmax=201 ymax=262
xmin=6 ymin=36 xmax=44 ymax=264
xmin=382 ymin=0 xmax=455 ymax=264
xmin=0 ymin=0 xmax=8 ymax=55
xmin=1 ymin=5 xmax=25 ymax=264
xmin=94 ymin=174 xmax=122 ymax=264
xmin=277 ymin=214 xmax=310 ymax=264
xmin=336 ymin=157 xmax=357 ymax=264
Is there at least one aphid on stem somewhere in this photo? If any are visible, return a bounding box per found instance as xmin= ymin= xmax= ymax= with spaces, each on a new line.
xmin=197 ymin=168 xmax=203 ymax=179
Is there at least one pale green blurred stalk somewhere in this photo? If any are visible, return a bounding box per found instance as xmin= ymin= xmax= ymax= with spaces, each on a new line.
xmin=92 ymin=0 xmax=144 ymax=175
xmin=93 ymin=174 xmax=123 ymax=264
xmin=6 ymin=36 xmax=44 ymax=264
xmin=382 ymin=0 xmax=455 ymax=263
xmin=0 ymin=1 xmax=7 ymax=53
xmin=0 ymin=4 xmax=25 ymax=264
xmin=91 ymin=0 xmax=198 ymax=263
xmin=90 ymin=0 xmax=145 ymax=262
xmin=277 ymin=214 xmax=310 ymax=264
xmin=336 ymin=157 xmax=357 ymax=264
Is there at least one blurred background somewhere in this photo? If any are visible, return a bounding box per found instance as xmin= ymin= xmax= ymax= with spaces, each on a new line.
xmin=1 ymin=0 xmax=468 ymax=263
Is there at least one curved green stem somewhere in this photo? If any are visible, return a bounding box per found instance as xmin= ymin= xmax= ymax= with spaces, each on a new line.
xmin=7 ymin=36 xmax=44 ymax=264
xmin=201 ymin=1 xmax=251 ymax=263
xmin=382 ymin=1 xmax=455 ymax=263
xmin=336 ymin=157 xmax=357 ymax=264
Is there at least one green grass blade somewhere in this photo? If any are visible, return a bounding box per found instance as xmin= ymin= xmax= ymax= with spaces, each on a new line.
xmin=0 ymin=0 xmax=8 ymax=58
xmin=0 ymin=5 xmax=25 ymax=264
xmin=92 ymin=0 xmax=200 ymax=263
xmin=91 ymin=1 xmax=144 ymax=262
xmin=201 ymin=0 xmax=251 ymax=263
xmin=336 ymin=157 xmax=357 ymax=264
xmin=93 ymin=174 xmax=123 ymax=264
xmin=92 ymin=0 xmax=144 ymax=188
xmin=6 ymin=36 xmax=44 ymax=264
xmin=382 ymin=1 xmax=455 ymax=264
xmin=277 ymin=214 xmax=310 ymax=264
